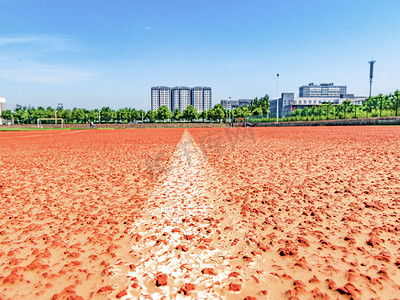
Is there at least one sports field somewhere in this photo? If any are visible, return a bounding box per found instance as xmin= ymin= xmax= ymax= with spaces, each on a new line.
xmin=0 ymin=127 xmax=399 ymax=299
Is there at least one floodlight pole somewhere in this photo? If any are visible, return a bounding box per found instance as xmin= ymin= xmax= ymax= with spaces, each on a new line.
xmin=368 ymin=60 xmax=376 ymax=99
xmin=276 ymin=74 xmax=279 ymax=124
xmin=229 ymin=96 xmax=231 ymax=126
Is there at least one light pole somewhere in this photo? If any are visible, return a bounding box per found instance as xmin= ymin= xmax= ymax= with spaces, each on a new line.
xmin=229 ymin=96 xmax=231 ymax=126
xmin=276 ymin=73 xmax=279 ymax=124
xmin=368 ymin=60 xmax=376 ymax=99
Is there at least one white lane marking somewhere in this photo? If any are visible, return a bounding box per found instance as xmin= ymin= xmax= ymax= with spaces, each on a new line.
xmin=0 ymin=130 xmax=83 ymax=139
xmin=116 ymin=130 xmax=235 ymax=299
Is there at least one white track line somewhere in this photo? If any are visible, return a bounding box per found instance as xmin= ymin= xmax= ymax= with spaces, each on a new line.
xmin=0 ymin=131 xmax=82 ymax=139
xmin=115 ymin=130 xmax=233 ymax=299
xmin=113 ymin=129 xmax=267 ymax=299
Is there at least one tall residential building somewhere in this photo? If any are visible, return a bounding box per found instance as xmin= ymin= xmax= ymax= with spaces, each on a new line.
xmin=151 ymin=86 xmax=172 ymax=111
xmin=151 ymin=86 xmax=212 ymax=113
xmin=0 ymin=97 xmax=6 ymax=113
xmin=203 ymin=87 xmax=212 ymax=112
xmin=299 ymin=83 xmax=347 ymax=98
xmin=171 ymin=86 xmax=191 ymax=112
xmin=192 ymin=86 xmax=212 ymax=113
xmin=0 ymin=97 xmax=6 ymax=124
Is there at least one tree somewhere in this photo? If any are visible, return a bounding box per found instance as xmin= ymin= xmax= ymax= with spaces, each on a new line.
xmin=157 ymin=106 xmax=173 ymax=121
xmin=0 ymin=110 xmax=13 ymax=119
xmin=259 ymin=95 xmax=270 ymax=114
xmin=75 ymin=109 xmax=87 ymax=123
xmin=199 ymin=110 xmax=208 ymax=121
xmin=46 ymin=107 xmax=55 ymax=118
xmin=88 ymin=109 xmax=99 ymax=123
xmin=182 ymin=105 xmax=198 ymax=121
xmin=116 ymin=108 xmax=127 ymax=122
xmin=172 ymin=108 xmax=182 ymax=121
xmin=252 ymin=107 xmax=263 ymax=116
xmin=146 ymin=110 xmax=156 ymax=122
xmin=128 ymin=109 xmax=140 ymax=122
xmin=395 ymin=90 xmax=400 ymax=116
xmin=16 ymin=109 xmax=30 ymax=124
xmin=212 ymin=104 xmax=225 ymax=122
xmin=100 ymin=107 xmax=113 ymax=122
xmin=137 ymin=110 xmax=146 ymax=121
xmin=249 ymin=94 xmax=269 ymax=114
xmin=241 ymin=106 xmax=252 ymax=117
xmin=62 ymin=109 xmax=72 ymax=122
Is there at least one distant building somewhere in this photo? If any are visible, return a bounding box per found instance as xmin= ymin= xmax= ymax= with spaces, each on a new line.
xmin=151 ymin=86 xmax=212 ymax=113
xmin=192 ymin=86 xmax=212 ymax=113
xmin=151 ymin=86 xmax=172 ymax=111
xmin=220 ymin=99 xmax=252 ymax=110
xmin=238 ymin=99 xmax=252 ymax=107
xmin=270 ymin=92 xmax=367 ymax=118
xmin=299 ymin=83 xmax=347 ymax=98
xmin=171 ymin=86 xmax=191 ymax=112
xmin=221 ymin=100 xmax=239 ymax=110
xmin=0 ymin=97 xmax=7 ymax=125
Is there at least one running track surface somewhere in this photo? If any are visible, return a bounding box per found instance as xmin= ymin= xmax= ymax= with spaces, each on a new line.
xmin=1 ymin=127 xmax=400 ymax=299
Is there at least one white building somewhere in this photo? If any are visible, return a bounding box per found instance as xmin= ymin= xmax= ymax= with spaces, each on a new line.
xmin=192 ymin=86 xmax=212 ymax=113
xmin=171 ymin=86 xmax=191 ymax=112
xmin=151 ymin=86 xmax=212 ymax=113
xmin=299 ymin=83 xmax=347 ymax=97
xmin=0 ymin=97 xmax=6 ymax=125
xmin=270 ymin=92 xmax=367 ymax=118
xmin=220 ymin=100 xmax=239 ymax=110
xmin=151 ymin=86 xmax=172 ymax=111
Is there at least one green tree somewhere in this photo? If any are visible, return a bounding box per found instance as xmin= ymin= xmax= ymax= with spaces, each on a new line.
xmin=182 ymin=105 xmax=198 ymax=121
xmin=146 ymin=110 xmax=156 ymax=122
xmin=45 ymin=107 xmax=55 ymax=118
xmin=128 ymin=109 xmax=140 ymax=122
xmin=62 ymin=109 xmax=72 ymax=122
xmin=88 ymin=109 xmax=99 ymax=123
xmin=208 ymin=108 xmax=216 ymax=121
xmin=116 ymin=108 xmax=129 ymax=122
xmin=75 ymin=109 xmax=87 ymax=123
xmin=212 ymin=104 xmax=225 ymax=122
xmin=16 ymin=109 xmax=30 ymax=124
xmin=199 ymin=110 xmax=208 ymax=121
xmin=0 ymin=110 xmax=13 ymax=119
xmin=137 ymin=110 xmax=146 ymax=121
xmin=241 ymin=106 xmax=252 ymax=117
xmin=100 ymin=107 xmax=113 ymax=122
xmin=172 ymin=108 xmax=182 ymax=121
xmin=157 ymin=106 xmax=173 ymax=121
xmin=233 ymin=107 xmax=244 ymax=118
xmin=252 ymin=107 xmax=263 ymax=116
xmin=249 ymin=94 xmax=269 ymax=114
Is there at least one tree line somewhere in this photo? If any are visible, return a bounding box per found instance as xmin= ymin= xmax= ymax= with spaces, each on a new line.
xmin=0 ymin=94 xmax=271 ymax=124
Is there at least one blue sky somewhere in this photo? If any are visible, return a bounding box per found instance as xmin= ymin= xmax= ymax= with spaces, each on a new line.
xmin=0 ymin=0 xmax=399 ymax=110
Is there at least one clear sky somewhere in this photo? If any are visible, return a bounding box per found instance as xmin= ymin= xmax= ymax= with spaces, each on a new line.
xmin=1 ymin=0 xmax=399 ymax=110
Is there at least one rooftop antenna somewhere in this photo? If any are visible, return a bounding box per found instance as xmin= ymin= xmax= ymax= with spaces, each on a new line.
xmin=368 ymin=59 xmax=376 ymax=98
